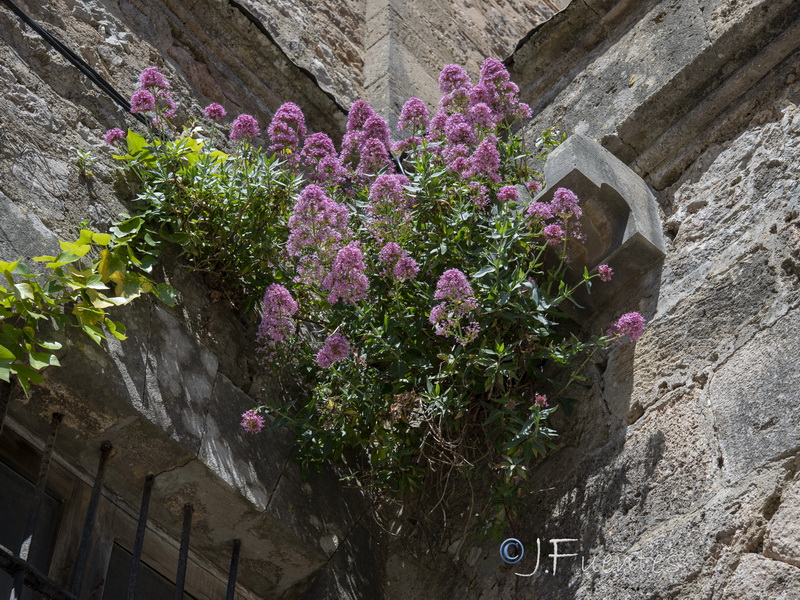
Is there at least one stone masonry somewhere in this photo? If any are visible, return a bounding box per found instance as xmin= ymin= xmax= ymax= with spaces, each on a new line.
xmin=1 ymin=0 xmax=799 ymax=598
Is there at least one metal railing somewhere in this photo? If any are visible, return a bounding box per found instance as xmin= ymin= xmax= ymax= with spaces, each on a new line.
xmin=0 ymin=402 xmax=242 ymax=600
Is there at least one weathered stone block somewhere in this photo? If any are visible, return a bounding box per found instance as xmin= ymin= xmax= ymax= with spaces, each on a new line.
xmin=721 ymin=554 xmax=800 ymax=599
xmin=764 ymin=477 xmax=800 ymax=568
xmin=708 ymin=310 xmax=800 ymax=482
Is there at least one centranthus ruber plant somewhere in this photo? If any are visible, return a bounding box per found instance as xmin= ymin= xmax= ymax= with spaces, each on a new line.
xmin=108 ymin=59 xmax=645 ymax=519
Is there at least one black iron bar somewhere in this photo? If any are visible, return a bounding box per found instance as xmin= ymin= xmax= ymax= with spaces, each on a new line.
xmin=0 ymin=544 xmax=78 ymax=600
xmin=225 ymin=539 xmax=241 ymax=600
xmin=173 ymin=504 xmax=193 ymax=600
xmin=11 ymin=412 xmax=62 ymax=600
xmin=69 ymin=441 xmax=112 ymax=597
xmin=0 ymin=381 xmax=11 ymax=438
xmin=126 ymin=473 xmax=155 ymax=600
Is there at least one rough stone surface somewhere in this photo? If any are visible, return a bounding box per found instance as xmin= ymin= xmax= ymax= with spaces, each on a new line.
xmin=237 ymin=0 xmax=568 ymax=112
xmin=4 ymin=0 xmax=800 ymax=598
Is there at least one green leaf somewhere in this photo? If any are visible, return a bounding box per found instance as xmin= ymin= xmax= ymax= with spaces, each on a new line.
xmin=0 ymin=261 xmax=19 ymax=274
xmin=85 ymin=274 xmax=109 ymax=290
xmin=29 ymin=351 xmax=59 ymax=370
xmin=127 ymin=130 xmax=148 ymax=154
xmin=11 ymin=262 xmax=31 ymax=276
xmin=473 ymin=265 xmax=496 ymax=278
xmin=81 ymin=324 xmax=105 ymax=345
xmin=154 ymin=283 xmax=179 ymax=306
xmin=13 ymin=282 xmax=35 ymax=300
xmin=0 ymin=345 xmax=17 ymax=360
xmin=59 ymin=240 xmax=92 ymax=258
xmin=91 ymin=232 xmax=112 ymax=246
xmin=105 ymin=318 xmax=127 ymax=341
xmin=11 ymin=363 xmax=44 ymax=395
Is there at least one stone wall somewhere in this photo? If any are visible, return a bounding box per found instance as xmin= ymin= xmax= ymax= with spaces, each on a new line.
xmin=235 ymin=0 xmax=568 ymax=116
xmin=379 ymin=1 xmax=800 ymax=598
xmin=0 ymin=0 xmax=368 ymax=598
xmin=4 ymin=0 xmax=799 ymax=598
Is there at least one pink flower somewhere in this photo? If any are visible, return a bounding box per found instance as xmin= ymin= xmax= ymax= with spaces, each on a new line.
xmin=362 ymin=114 xmax=391 ymax=153
xmin=479 ymin=57 xmax=510 ymax=83
xmin=438 ymin=64 xmax=471 ymax=94
xmin=526 ymin=201 xmax=553 ymax=221
xmin=230 ymin=114 xmax=260 ymax=141
xmin=534 ymin=394 xmax=549 ymax=408
xmin=366 ymin=174 xmax=412 ymax=241
xmin=301 ymin=132 xmax=337 ymax=162
xmin=287 ymin=185 xmax=351 ymax=281
xmin=139 ymin=66 xmax=169 ymax=90
xmin=356 ymin=138 xmax=391 ymax=177
xmin=526 ymin=181 xmax=541 ymax=194
xmin=346 ymin=99 xmax=375 ymax=132
xmin=268 ymin=102 xmax=307 ymax=154
xmin=378 ymin=242 xmax=420 ymax=281
xmin=240 ymin=410 xmax=265 ymax=434
xmin=257 ymin=284 xmax=298 ymax=348
xmin=204 ymin=103 xmax=227 ymax=121
xmin=468 ymin=102 xmax=496 ymax=129
xmin=322 ymin=243 xmax=369 ymax=305
xmin=550 ymin=188 xmax=582 ymax=219
xmin=435 ymin=269 xmax=474 ymax=302
xmin=379 ymin=242 xmax=404 ymax=265
xmin=465 ymin=136 xmax=501 ymax=183
xmin=130 ymin=89 xmax=155 ymax=113
xmin=444 ymin=113 xmax=477 ymax=146
xmin=316 ymin=333 xmax=351 ymax=368
xmin=469 ymin=182 xmax=490 ymax=209
xmin=598 ymin=264 xmax=613 ymax=282
xmin=544 ymin=224 xmax=565 ymax=246
xmin=104 ymin=128 xmax=126 ymax=145
xmin=607 ymin=312 xmax=646 ymax=343
xmin=497 ymin=185 xmax=519 ymax=203
xmin=393 ymin=256 xmax=419 ymax=282
xmin=398 ymin=97 xmax=429 ymax=131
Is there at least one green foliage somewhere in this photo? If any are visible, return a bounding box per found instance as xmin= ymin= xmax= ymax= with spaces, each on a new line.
xmin=73 ymin=148 xmax=96 ymax=180
xmin=0 ymin=225 xmax=178 ymax=394
xmin=116 ymin=131 xmax=301 ymax=311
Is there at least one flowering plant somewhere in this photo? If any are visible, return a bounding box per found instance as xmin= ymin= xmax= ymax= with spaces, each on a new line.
xmin=109 ymin=61 xmax=645 ymax=516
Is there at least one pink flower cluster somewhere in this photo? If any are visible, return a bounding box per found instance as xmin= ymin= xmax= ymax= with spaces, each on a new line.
xmin=322 ymin=243 xmax=369 ymax=304
xmin=497 ymin=185 xmax=519 ymax=203
xmin=287 ymin=185 xmax=352 ymax=283
xmin=365 ymin=174 xmax=414 ymax=242
xmin=525 ymin=187 xmax=585 ymax=247
xmin=257 ymin=284 xmax=299 ymax=348
xmin=534 ymin=393 xmax=549 ymax=408
xmin=230 ymin=114 xmax=260 ymax=141
xmin=430 ymin=269 xmax=481 ymax=345
xmin=607 ymin=312 xmax=646 ymax=343
xmin=204 ymin=103 xmax=227 ymax=121
xmin=398 ymin=97 xmax=429 ymax=132
xmin=378 ymin=242 xmax=419 ymax=282
xmin=104 ymin=127 xmax=126 ymax=145
xmin=598 ymin=264 xmax=613 ymax=282
xmin=341 ymin=100 xmax=393 ymax=179
xmin=316 ymin=332 xmax=351 ymax=368
xmin=130 ymin=66 xmax=177 ymax=121
xmin=301 ymin=133 xmax=346 ymax=185
xmin=240 ymin=410 xmax=265 ymax=434
xmin=268 ymin=102 xmax=307 ymax=156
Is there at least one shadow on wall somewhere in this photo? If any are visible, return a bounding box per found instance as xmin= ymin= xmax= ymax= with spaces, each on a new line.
xmin=501 ymin=259 xmax=663 ymax=599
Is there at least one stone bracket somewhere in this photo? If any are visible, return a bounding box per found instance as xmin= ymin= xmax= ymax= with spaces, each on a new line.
xmin=540 ymin=133 xmax=666 ymax=303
